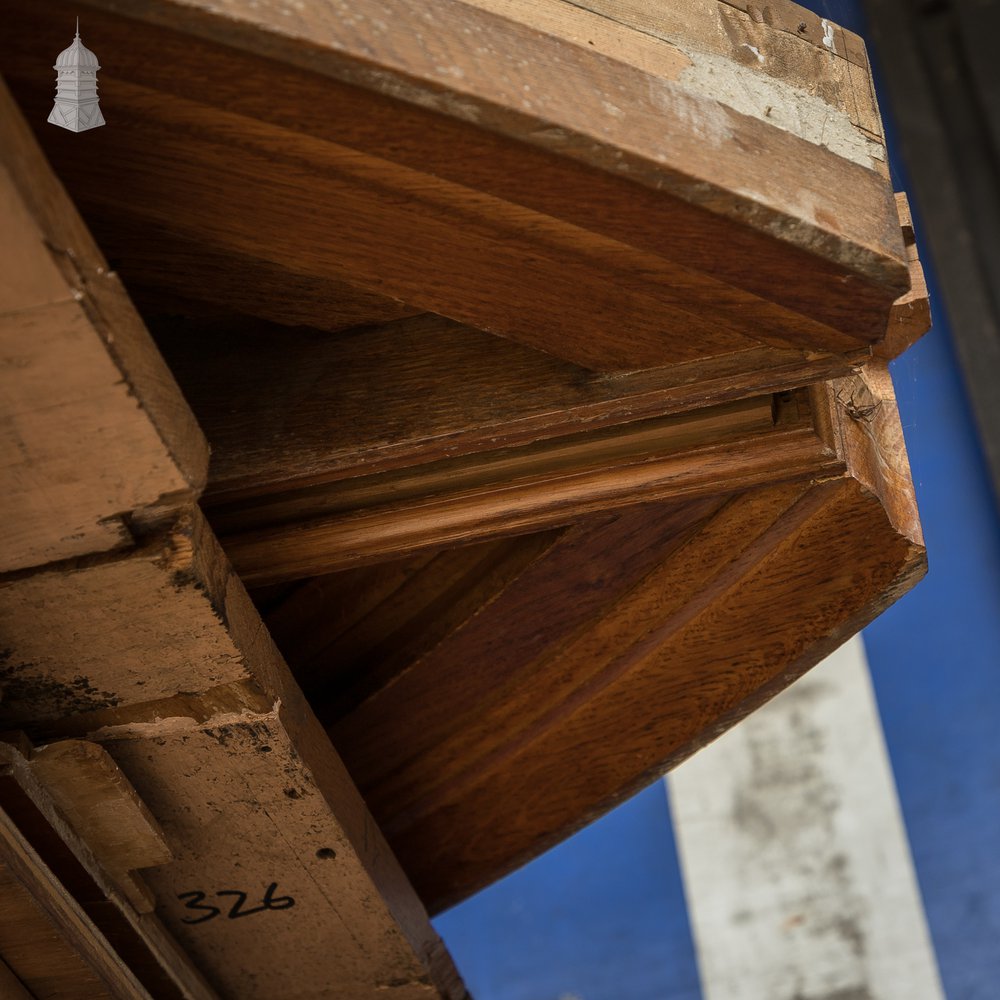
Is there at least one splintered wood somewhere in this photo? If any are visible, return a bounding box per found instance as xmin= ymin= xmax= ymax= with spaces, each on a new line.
xmin=0 ymin=0 xmax=932 ymax=991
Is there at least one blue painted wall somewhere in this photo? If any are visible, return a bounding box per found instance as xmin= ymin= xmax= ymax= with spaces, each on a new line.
xmin=434 ymin=783 xmax=701 ymax=1000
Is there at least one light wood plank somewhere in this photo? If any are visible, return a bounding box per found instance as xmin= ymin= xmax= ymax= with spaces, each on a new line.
xmin=0 ymin=513 xmax=467 ymax=998
xmin=1 ymin=740 xmax=219 ymax=1000
xmin=0 ymin=77 xmax=208 ymax=572
xmin=30 ymin=741 xmax=172 ymax=913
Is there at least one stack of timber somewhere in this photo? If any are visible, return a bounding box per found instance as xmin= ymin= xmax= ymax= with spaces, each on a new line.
xmin=0 ymin=0 xmax=930 ymax=991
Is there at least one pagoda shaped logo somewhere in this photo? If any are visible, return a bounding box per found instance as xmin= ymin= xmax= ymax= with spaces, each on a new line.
xmin=49 ymin=19 xmax=105 ymax=132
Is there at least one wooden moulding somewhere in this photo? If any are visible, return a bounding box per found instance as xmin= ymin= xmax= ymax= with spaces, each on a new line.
xmin=0 ymin=77 xmax=208 ymax=574
xmin=211 ymin=389 xmax=844 ymax=585
xmin=256 ymin=359 xmax=925 ymax=912
xmin=2 ymin=0 xmax=909 ymax=373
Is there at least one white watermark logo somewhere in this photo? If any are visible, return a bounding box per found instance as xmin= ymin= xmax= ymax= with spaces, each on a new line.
xmin=48 ymin=18 xmax=106 ymax=132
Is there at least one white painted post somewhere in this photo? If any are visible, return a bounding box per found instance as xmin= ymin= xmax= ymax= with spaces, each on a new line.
xmin=668 ymin=637 xmax=945 ymax=1000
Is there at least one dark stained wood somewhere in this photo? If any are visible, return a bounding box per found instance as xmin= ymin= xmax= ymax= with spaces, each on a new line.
xmin=1 ymin=1 xmax=909 ymax=374
xmin=210 ymin=390 xmax=848 ymax=585
xmin=113 ymin=228 xmax=420 ymax=334
xmin=151 ymin=312 xmax=866 ymax=502
xmin=1 ymin=0 xmax=928 ymax=953
xmin=257 ymin=363 xmax=925 ymax=912
xmin=0 ymin=843 xmax=118 ymax=1000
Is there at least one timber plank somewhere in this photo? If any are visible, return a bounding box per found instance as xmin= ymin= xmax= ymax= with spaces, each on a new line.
xmin=29 ymin=740 xmax=173 ymax=914
xmin=0 ymin=513 xmax=467 ymax=999
xmin=466 ymin=0 xmax=886 ymax=168
xmin=2 ymin=1 xmax=908 ymax=370
xmin=878 ymin=193 xmax=931 ymax=361
xmin=0 ymin=77 xmax=207 ymax=572
xmin=323 ymin=497 xmax=729 ymax=782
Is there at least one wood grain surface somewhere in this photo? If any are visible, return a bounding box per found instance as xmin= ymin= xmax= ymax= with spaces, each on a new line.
xmin=0 ymin=77 xmax=208 ymax=572
xmin=1 ymin=0 xmax=908 ymax=372
xmin=1 ymin=741 xmax=219 ymax=1000
xmin=0 ymin=77 xmax=464 ymax=998
xmin=257 ymin=364 xmax=925 ymax=911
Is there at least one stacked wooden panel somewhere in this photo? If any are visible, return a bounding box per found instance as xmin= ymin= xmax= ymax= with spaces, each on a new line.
xmin=1 ymin=0 xmax=929 ymax=990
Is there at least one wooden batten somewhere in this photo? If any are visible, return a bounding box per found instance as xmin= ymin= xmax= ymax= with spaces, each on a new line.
xmin=29 ymin=739 xmax=173 ymax=913
xmin=0 ymin=739 xmax=219 ymax=999
xmin=210 ymin=391 xmax=845 ymax=585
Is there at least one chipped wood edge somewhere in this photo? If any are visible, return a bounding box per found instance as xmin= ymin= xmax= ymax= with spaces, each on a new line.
xmin=0 ymin=741 xmax=220 ymax=1000
xmin=72 ymin=0 xmax=907 ymax=287
xmin=0 ymin=75 xmax=209 ymax=502
xmin=877 ymin=192 xmax=931 ymax=360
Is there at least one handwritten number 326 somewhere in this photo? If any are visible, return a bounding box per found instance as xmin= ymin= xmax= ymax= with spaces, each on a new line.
xmin=178 ymin=883 xmax=295 ymax=924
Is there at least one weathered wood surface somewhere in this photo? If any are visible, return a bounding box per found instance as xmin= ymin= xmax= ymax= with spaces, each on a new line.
xmin=0 ymin=511 xmax=468 ymax=999
xmin=1 ymin=0 xmax=908 ymax=373
xmin=0 ymin=806 xmax=131 ymax=1000
xmin=260 ymin=363 xmax=925 ymax=911
xmin=0 ymin=77 xmax=208 ymax=572
xmin=30 ymin=740 xmax=173 ymax=913
xmin=0 ymin=76 xmax=465 ymax=999
xmin=1 ymin=740 xmax=219 ymax=1000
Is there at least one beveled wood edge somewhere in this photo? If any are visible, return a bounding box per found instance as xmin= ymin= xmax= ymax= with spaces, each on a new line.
xmin=214 ymin=390 xmax=847 ymax=585
xmin=74 ymin=0 xmax=907 ymax=288
xmin=0 ymin=75 xmax=209 ymax=501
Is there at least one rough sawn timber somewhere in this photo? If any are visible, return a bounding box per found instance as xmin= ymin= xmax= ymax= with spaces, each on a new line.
xmin=0 ymin=76 xmax=208 ymax=573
